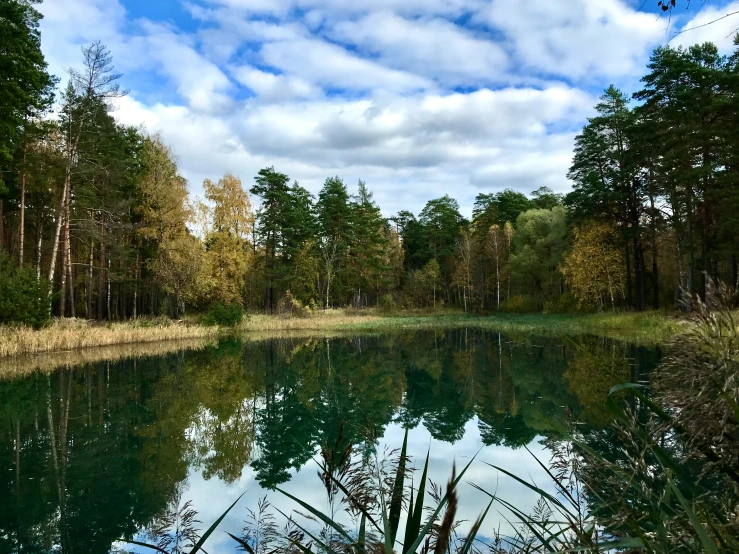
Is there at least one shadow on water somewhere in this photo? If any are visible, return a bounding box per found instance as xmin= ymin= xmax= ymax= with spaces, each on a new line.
xmin=0 ymin=328 xmax=660 ymax=552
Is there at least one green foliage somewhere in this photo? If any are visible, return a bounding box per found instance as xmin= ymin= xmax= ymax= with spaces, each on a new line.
xmin=276 ymin=290 xmax=311 ymax=318
xmin=0 ymin=0 xmax=56 ymax=164
xmin=509 ymin=206 xmax=569 ymax=301
xmin=203 ymin=302 xmax=244 ymax=327
xmin=378 ymin=293 xmax=397 ymax=313
xmin=499 ymin=294 xmax=541 ymax=313
xmin=543 ymin=292 xmax=580 ymax=314
xmin=0 ymin=253 xmax=50 ymax=328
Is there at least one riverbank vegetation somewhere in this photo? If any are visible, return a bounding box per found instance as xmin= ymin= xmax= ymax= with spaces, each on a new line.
xmin=0 ymin=317 xmax=219 ymax=358
xmin=239 ymin=308 xmax=682 ymax=344
xmin=2 ymin=3 xmax=739 ymax=330
xmin=0 ymin=308 xmax=682 ymax=362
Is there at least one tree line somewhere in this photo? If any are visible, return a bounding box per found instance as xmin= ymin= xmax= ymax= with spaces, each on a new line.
xmin=1 ymin=1 xmax=738 ymax=323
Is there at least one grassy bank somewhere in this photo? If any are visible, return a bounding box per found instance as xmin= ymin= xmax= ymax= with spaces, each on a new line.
xmin=0 ymin=309 xmax=683 ymax=365
xmin=240 ymin=308 xmax=684 ymax=344
xmin=0 ymin=338 xmax=215 ymax=379
xmin=0 ymin=317 xmax=221 ymax=359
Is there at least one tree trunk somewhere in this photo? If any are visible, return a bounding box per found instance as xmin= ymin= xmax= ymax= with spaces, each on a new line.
xmin=495 ymin=255 xmax=500 ymax=311
xmin=48 ymin=172 xmax=70 ymax=284
xmin=632 ymin=232 xmax=645 ymax=312
xmin=133 ymin=253 xmax=139 ymax=318
xmin=686 ymin=201 xmax=695 ymax=309
xmin=67 ymin=238 xmax=75 ymax=318
xmin=625 ymin=242 xmax=633 ymax=308
xmin=107 ymin=255 xmax=111 ymax=320
xmin=97 ymin=234 xmax=105 ymax=320
xmin=19 ymin=144 xmax=27 ymax=267
xmin=87 ymin=233 xmax=94 ymax=319
xmin=36 ymin=226 xmax=42 ymax=282
xmin=0 ymin=198 xmax=4 ymax=252
xmin=650 ymin=194 xmax=659 ymax=309
xmin=59 ymin=222 xmax=68 ymax=318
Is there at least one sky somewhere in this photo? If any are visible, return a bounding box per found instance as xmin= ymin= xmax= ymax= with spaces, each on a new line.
xmin=37 ymin=0 xmax=739 ymax=217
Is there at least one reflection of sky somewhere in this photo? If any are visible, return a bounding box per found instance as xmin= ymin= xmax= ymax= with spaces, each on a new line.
xmin=144 ymin=418 xmax=556 ymax=554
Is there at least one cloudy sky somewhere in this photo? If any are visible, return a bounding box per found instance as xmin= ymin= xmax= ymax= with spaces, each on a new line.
xmin=38 ymin=0 xmax=739 ymax=216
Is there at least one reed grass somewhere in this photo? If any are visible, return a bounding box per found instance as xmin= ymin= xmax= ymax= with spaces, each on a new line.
xmin=0 ymin=337 xmax=215 ymax=379
xmin=0 ymin=317 xmax=221 ymax=359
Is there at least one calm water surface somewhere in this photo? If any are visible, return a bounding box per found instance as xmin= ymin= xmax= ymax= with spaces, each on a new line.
xmin=0 ymin=329 xmax=660 ymax=553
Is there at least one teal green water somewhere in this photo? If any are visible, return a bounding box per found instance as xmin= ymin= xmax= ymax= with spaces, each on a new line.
xmin=0 ymin=329 xmax=660 ymax=553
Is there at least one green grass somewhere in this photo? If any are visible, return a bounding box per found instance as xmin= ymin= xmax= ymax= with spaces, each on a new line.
xmin=240 ymin=309 xmax=684 ymax=345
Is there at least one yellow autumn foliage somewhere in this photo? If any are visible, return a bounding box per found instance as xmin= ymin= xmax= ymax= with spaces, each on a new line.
xmin=562 ymin=221 xmax=626 ymax=309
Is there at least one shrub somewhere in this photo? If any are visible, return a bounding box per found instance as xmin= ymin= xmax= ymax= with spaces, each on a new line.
xmin=543 ymin=292 xmax=580 ymax=314
xmin=499 ymin=294 xmax=541 ymax=313
xmin=276 ymin=290 xmax=311 ymax=318
xmin=0 ymin=254 xmax=51 ymax=328
xmin=203 ymin=302 xmax=244 ymax=326
xmin=378 ymin=293 xmax=397 ymax=313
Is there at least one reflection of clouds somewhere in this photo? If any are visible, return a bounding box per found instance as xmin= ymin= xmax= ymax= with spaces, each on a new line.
xmin=180 ymin=417 xmax=555 ymax=554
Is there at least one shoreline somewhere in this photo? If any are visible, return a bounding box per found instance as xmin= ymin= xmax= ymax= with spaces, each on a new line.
xmin=0 ymin=310 xmax=682 ymax=360
xmin=239 ymin=310 xmax=683 ymax=343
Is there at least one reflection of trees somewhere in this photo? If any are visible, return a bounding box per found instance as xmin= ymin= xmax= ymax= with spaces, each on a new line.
xmin=0 ymin=330 xmax=661 ymax=552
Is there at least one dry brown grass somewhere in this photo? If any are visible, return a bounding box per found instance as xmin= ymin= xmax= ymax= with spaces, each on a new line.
xmin=0 ymin=338 xmax=215 ymax=379
xmin=240 ymin=308 xmax=388 ymax=331
xmin=0 ymin=317 xmax=221 ymax=359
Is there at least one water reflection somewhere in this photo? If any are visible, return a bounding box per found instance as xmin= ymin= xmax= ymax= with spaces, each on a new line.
xmin=0 ymin=329 xmax=660 ymax=553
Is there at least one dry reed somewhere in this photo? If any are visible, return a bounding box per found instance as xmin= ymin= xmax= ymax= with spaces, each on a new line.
xmin=0 ymin=338 xmax=215 ymax=379
xmin=0 ymin=318 xmax=221 ymax=359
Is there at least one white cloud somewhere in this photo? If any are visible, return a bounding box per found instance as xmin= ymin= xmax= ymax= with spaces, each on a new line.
xmin=259 ymin=38 xmax=433 ymax=93
xmin=204 ymin=0 xmax=483 ymax=19
xmin=672 ymin=1 xmax=739 ymax=50
xmin=112 ymin=85 xmax=592 ymax=216
xmin=479 ymin=0 xmax=665 ymax=81
xmin=230 ymin=66 xmax=320 ymax=102
xmin=40 ymin=0 xmax=731 ymax=218
xmin=137 ymin=20 xmax=235 ymax=113
xmin=331 ymin=12 xmax=509 ymax=86
xmin=39 ymin=0 xmax=129 ymax=80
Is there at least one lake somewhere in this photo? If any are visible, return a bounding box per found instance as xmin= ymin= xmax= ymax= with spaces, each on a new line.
xmin=0 ymin=328 xmax=661 ymax=553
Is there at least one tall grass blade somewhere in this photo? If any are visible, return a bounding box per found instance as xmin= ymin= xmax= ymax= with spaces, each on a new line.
xmin=313 ymin=458 xmax=383 ymax=535
xmin=404 ymin=454 xmax=477 ymax=554
xmin=389 ymin=429 xmax=408 ymax=546
xmin=357 ymin=513 xmax=366 ymax=554
xmin=477 ymin=462 xmax=571 ymax=516
xmin=189 ymin=492 xmax=244 ymax=553
xmin=522 ymin=445 xmax=580 ymax=512
xmin=666 ymin=476 xmax=720 ymax=554
xmin=488 ymin=495 xmax=556 ymax=553
xmin=458 ymin=500 xmax=493 ymax=554
xmin=276 ymin=487 xmax=353 ymax=543
xmin=226 ymin=532 xmax=255 ymax=554
xmin=274 ymin=507 xmax=332 ymax=553
xmin=120 ymin=539 xmax=170 ymax=554
xmin=403 ymin=452 xmax=428 ymax=554
xmin=719 ymin=389 xmax=739 ymax=422
xmin=433 ymin=466 xmax=458 ymax=554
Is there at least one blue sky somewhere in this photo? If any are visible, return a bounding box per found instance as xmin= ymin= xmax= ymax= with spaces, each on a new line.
xmin=38 ymin=0 xmax=739 ymax=216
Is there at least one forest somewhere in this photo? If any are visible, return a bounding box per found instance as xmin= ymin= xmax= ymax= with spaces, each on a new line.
xmin=2 ymin=0 xmax=739 ymax=326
